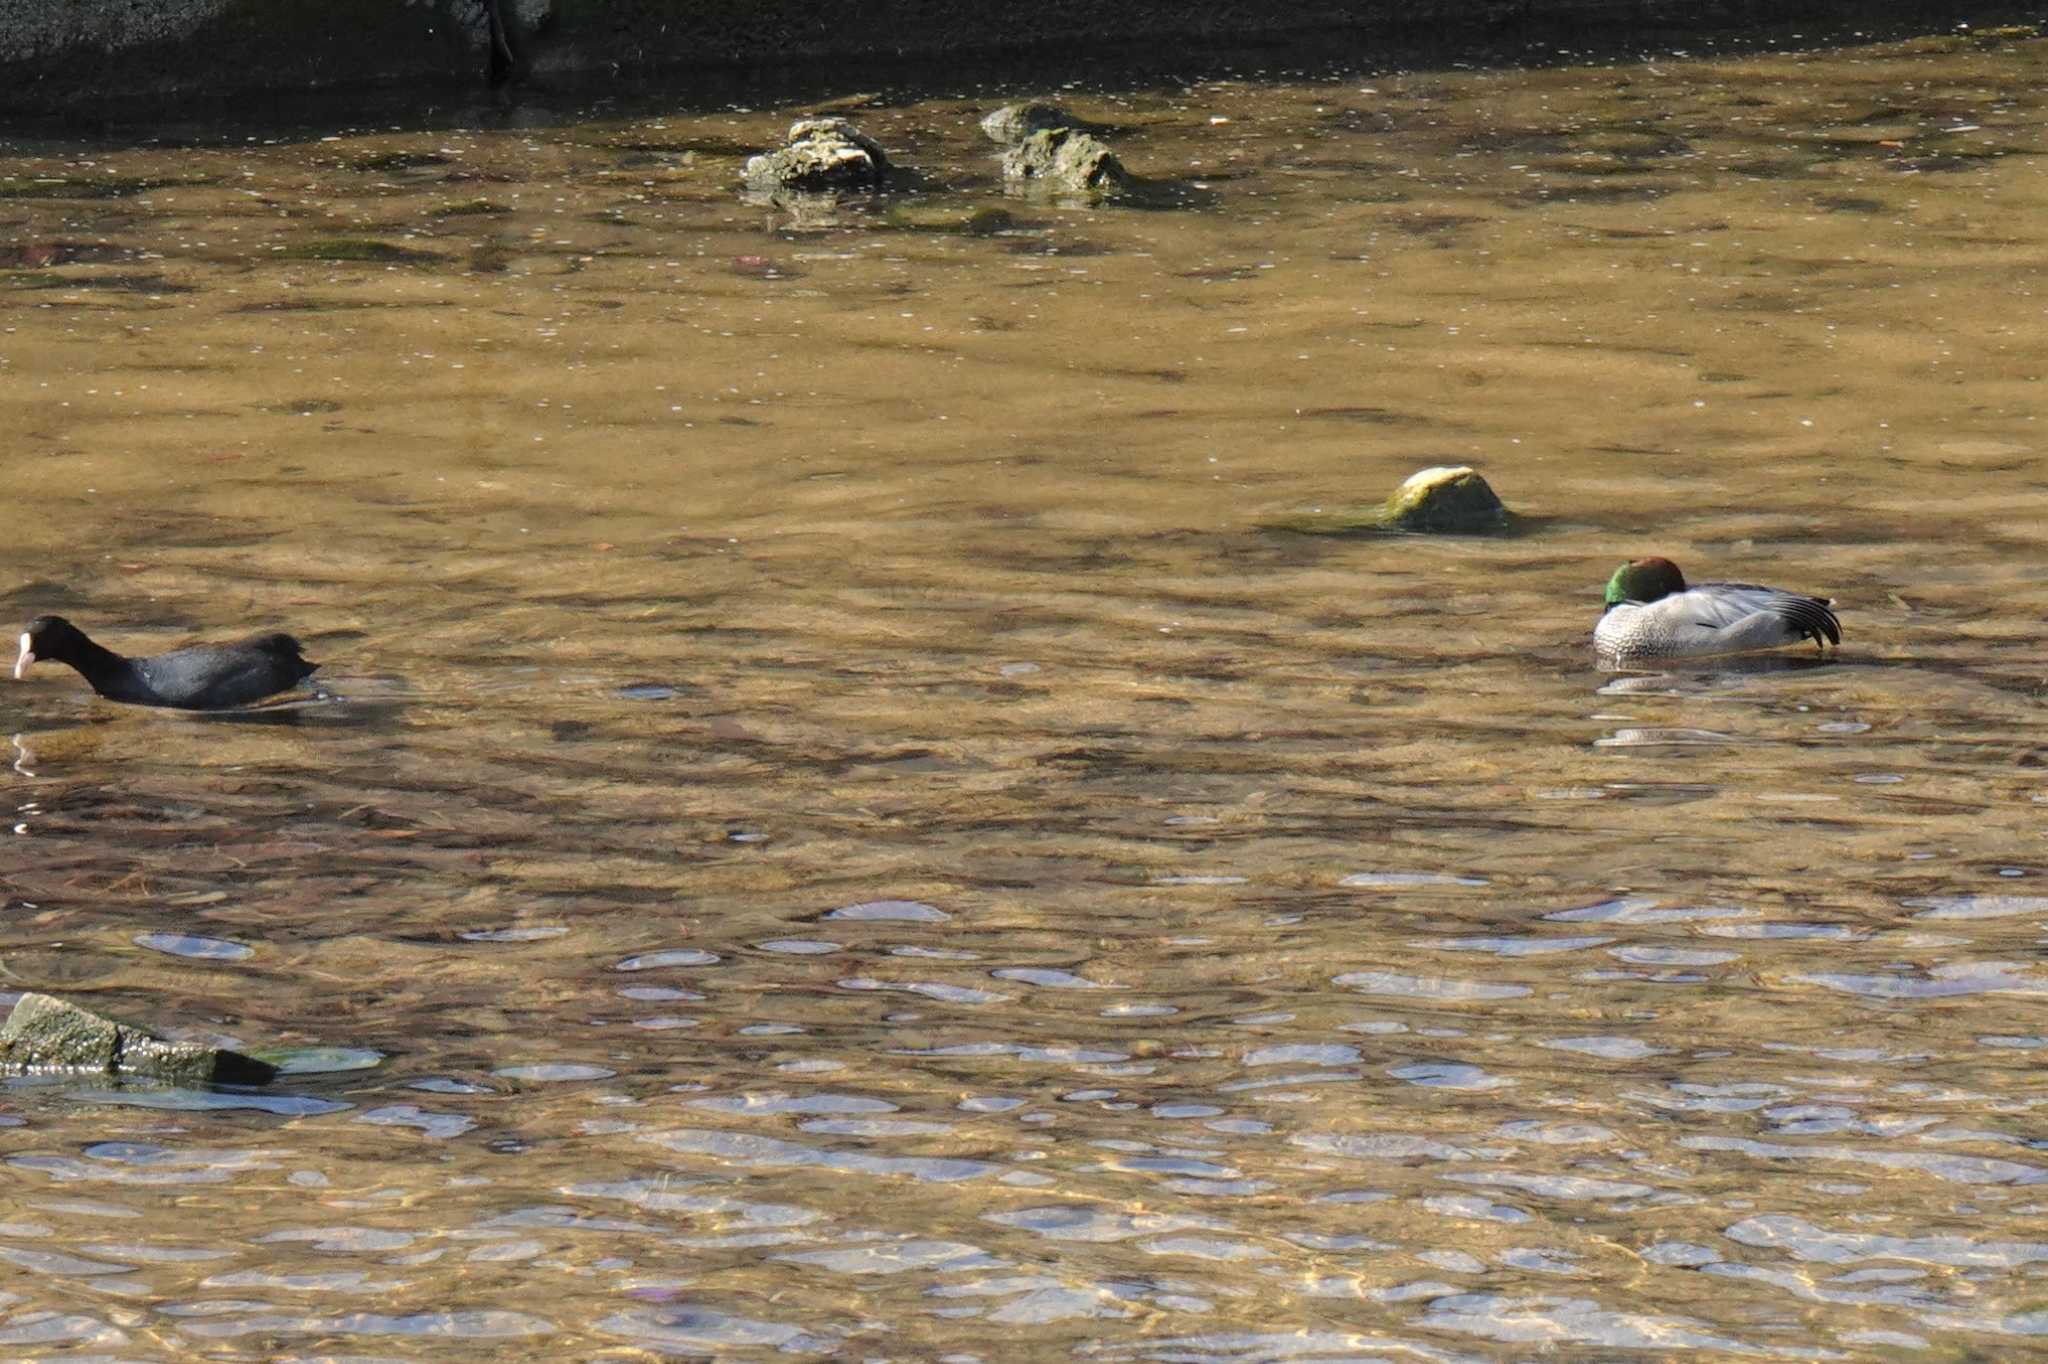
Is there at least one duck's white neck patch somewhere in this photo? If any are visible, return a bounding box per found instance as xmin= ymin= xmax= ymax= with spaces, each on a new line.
xmin=13 ymin=632 xmax=32 ymax=681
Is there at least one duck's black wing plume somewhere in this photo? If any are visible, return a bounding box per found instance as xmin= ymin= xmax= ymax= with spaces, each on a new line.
xmin=1770 ymin=595 xmax=1840 ymax=648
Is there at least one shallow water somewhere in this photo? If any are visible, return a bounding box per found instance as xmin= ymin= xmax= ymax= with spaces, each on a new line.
xmin=3 ymin=21 xmax=2048 ymax=1361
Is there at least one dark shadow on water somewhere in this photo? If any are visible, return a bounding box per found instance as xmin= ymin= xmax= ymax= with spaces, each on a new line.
xmin=183 ymin=691 xmax=345 ymax=725
xmin=1100 ymin=178 xmax=1227 ymax=213
xmin=0 ymin=580 xmax=97 ymax=615
xmin=1262 ymin=511 xmax=1562 ymax=541
xmin=8 ymin=682 xmax=408 ymax=771
xmin=11 ymin=4 xmax=2039 ymax=144
xmin=184 ymin=681 xmax=414 ymax=730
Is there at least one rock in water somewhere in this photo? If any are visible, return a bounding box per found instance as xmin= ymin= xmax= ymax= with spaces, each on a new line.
xmin=980 ymin=103 xmax=1128 ymax=199
xmin=980 ymin=102 xmax=1085 ymax=145
xmin=1380 ymin=465 xmax=1509 ymax=532
xmin=881 ymin=202 xmax=1016 ymax=235
xmin=0 ymin=992 xmax=277 ymax=1085
xmin=1265 ymin=465 xmax=1512 ymax=535
xmin=742 ymin=117 xmax=892 ymax=194
xmin=1000 ymin=127 xmax=1129 ymax=196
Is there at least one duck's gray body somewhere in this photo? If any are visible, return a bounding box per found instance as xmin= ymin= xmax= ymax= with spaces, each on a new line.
xmin=1595 ymin=561 xmax=1839 ymax=661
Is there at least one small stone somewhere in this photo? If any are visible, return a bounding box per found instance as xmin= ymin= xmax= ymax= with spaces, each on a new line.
xmin=0 ymin=992 xmax=277 ymax=1085
xmin=742 ymin=116 xmax=892 ymax=194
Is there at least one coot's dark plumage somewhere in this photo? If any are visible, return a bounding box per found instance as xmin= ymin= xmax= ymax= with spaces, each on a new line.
xmin=14 ymin=615 xmax=318 ymax=710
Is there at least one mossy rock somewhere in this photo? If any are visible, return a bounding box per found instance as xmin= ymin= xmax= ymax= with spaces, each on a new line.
xmin=881 ymin=202 xmax=1016 ymax=234
xmin=0 ymin=992 xmax=276 ymax=1086
xmin=351 ymin=150 xmax=453 ymax=174
xmin=0 ymin=270 xmax=190 ymax=294
xmin=433 ymin=199 xmax=512 ymax=218
xmin=1271 ymin=465 xmax=1512 ymax=535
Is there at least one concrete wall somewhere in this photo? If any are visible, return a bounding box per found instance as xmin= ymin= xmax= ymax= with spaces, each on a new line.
xmin=0 ymin=1 xmax=1992 ymax=118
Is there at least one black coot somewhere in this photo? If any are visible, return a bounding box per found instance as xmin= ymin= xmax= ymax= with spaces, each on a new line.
xmin=14 ymin=615 xmax=319 ymax=710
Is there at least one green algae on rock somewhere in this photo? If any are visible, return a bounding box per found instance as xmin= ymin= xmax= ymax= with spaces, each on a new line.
xmin=0 ymin=174 xmax=202 ymax=200
xmin=432 ymin=198 xmax=513 ymax=218
xmin=275 ymin=238 xmax=442 ymax=264
xmin=1383 ymin=465 xmax=1510 ymax=530
xmin=1272 ymin=465 xmax=1512 ymax=534
xmin=880 ymin=202 xmax=1018 ymax=235
xmin=0 ymin=991 xmax=277 ymax=1085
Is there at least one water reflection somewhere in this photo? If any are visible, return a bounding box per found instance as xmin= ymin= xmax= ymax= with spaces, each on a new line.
xmin=5 ymin=18 xmax=2048 ymax=1363
xmin=1595 ymin=651 xmax=1842 ymax=689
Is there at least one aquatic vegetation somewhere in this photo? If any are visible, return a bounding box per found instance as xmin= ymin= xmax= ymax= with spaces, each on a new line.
xmin=273 ymin=237 xmax=443 ymax=264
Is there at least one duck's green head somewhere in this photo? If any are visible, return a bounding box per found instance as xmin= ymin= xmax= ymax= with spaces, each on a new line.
xmin=1603 ymin=556 xmax=1687 ymax=611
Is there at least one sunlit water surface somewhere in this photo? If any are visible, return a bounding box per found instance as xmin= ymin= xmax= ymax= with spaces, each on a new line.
xmin=3 ymin=23 xmax=2047 ymax=1362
